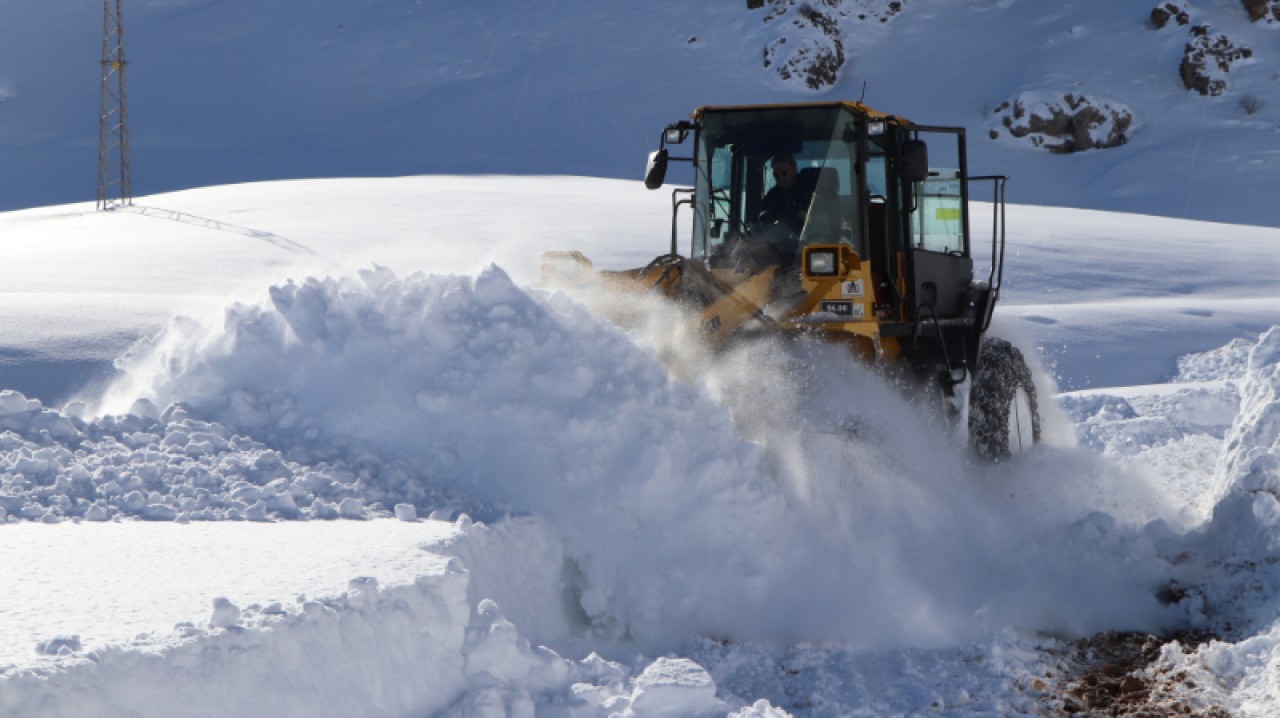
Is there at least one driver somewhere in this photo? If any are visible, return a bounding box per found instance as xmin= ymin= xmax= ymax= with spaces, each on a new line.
xmin=758 ymin=154 xmax=813 ymax=234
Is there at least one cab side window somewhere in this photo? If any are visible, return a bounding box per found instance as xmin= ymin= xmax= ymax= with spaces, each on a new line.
xmin=913 ymin=168 xmax=964 ymax=254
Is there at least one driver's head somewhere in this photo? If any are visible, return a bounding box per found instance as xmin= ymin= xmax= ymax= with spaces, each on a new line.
xmin=771 ymin=154 xmax=798 ymax=191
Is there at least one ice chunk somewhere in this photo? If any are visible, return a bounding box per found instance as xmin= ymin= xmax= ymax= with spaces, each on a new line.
xmin=142 ymin=503 xmax=179 ymax=521
xmin=210 ymin=597 xmax=241 ymax=628
xmin=0 ymin=390 xmax=40 ymax=415
xmin=243 ymin=501 xmax=269 ymax=522
xmin=35 ymin=635 xmax=81 ymax=656
xmin=128 ymin=398 xmax=161 ymax=421
xmin=347 ymin=576 xmax=379 ymax=609
xmin=728 ymin=700 xmax=793 ymax=718
xmin=394 ymin=503 xmax=418 ymax=521
xmin=472 ymin=265 xmax=524 ymax=308
xmin=337 ymin=497 xmax=366 ymax=519
xmin=629 ymin=657 xmax=720 ymax=717
xmin=462 ymin=599 xmax=571 ymax=688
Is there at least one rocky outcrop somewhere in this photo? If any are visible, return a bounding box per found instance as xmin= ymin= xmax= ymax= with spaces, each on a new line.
xmin=1242 ymin=0 xmax=1280 ymax=23
xmin=751 ymin=0 xmax=905 ymax=91
xmin=1150 ymin=2 xmax=1191 ymax=28
xmin=762 ymin=5 xmax=846 ymax=90
xmin=1180 ymin=26 xmax=1252 ymax=96
xmin=989 ymin=93 xmax=1134 ymax=154
xmin=1150 ymin=4 xmax=1255 ymax=97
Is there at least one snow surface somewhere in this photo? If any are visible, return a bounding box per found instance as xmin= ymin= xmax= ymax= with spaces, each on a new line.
xmin=1 ymin=175 xmax=1279 ymax=715
xmin=0 ymin=520 xmax=457 ymax=665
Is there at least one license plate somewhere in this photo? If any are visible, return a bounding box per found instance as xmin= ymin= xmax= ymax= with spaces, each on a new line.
xmin=820 ymin=300 xmax=864 ymax=318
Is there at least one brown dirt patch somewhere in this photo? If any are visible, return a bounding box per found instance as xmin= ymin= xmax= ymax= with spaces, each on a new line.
xmin=1043 ymin=631 xmax=1232 ymax=717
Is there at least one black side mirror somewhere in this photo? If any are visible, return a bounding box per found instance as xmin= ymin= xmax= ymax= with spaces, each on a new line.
xmin=644 ymin=149 xmax=669 ymax=190
xmin=901 ymin=140 xmax=929 ymax=183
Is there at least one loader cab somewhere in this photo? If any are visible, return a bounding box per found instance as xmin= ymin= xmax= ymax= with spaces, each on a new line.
xmin=623 ymin=103 xmax=1029 ymax=454
xmin=689 ymin=105 xmax=860 ymax=270
xmin=671 ymin=102 xmax=977 ymax=325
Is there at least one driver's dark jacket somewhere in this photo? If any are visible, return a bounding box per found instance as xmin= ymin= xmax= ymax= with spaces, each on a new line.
xmin=758 ymin=182 xmax=814 ymax=234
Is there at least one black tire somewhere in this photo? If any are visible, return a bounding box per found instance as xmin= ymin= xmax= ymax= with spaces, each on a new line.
xmin=968 ymin=337 xmax=1041 ymax=460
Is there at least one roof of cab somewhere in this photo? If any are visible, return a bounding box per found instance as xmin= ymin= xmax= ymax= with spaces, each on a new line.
xmin=692 ymin=101 xmax=909 ymax=124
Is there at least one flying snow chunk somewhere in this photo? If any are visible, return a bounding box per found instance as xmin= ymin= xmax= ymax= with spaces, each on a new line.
xmin=394 ymin=503 xmax=418 ymax=521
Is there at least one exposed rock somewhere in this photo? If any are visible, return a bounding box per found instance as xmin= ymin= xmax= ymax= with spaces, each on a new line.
xmin=752 ymin=1 xmax=905 ymax=90
xmin=1242 ymin=0 xmax=1280 ymax=22
xmin=990 ymin=93 xmax=1134 ymax=154
xmin=1180 ymin=26 xmax=1252 ymax=96
xmin=763 ymin=5 xmax=844 ymax=90
xmin=1150 ymin=1 xmax=1191 ymax=28
xmin=766 ymin=38 xmax=844 ymax=91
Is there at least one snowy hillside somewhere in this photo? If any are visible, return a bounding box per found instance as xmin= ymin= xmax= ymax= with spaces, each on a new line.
xmin=1 ymin=176 xmax=1279 ymax=715
xmin=3 ymin=1 xmax=1280 ymax=225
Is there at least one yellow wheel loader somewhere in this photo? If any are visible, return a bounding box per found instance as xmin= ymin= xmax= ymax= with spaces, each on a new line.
xmin=543 ymin=102 xmax=1039 ymax=458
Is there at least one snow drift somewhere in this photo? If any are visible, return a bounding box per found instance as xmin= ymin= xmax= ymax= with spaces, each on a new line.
xmin=1047 ymin=328 xmax=1280 ymax=718
xmin=0 ymin=266 xmax=1184 ymax=650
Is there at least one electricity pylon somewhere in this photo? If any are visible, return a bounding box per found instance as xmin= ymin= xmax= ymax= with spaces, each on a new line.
xmin=97 ymin=0 xmax=132 ymax=210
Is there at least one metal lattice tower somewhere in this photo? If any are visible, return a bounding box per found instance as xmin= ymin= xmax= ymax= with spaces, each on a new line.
xmin=97 ymin=0 xmax=132 ymax=210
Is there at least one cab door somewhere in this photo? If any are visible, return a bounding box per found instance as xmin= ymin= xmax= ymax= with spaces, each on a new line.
xmin=901 ymin=126 xmax=973 ymax=320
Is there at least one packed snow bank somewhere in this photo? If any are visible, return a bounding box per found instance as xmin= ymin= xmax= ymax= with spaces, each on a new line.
xmin=0 ymin=516 xmax=774 ymax=718
xmin=4 ymin=265 xmax=1176 ymax=651
xmin=1208 ymin=328 xmax=1280 ymax=529
xmin=1057 ymin=337 xmax=1252 ymax=524
xmin=1058 ymin=328 xmax=1280 ymax=718
xmin=3 ymin=578 xmax=470 ymax=718
xmin=0 ymin=522 xmax=473 ymax=718
xmin=1170 ymin=328 xmax=1280 ymax=621
xmin=0 ymin=520 xmax=458 ymax=670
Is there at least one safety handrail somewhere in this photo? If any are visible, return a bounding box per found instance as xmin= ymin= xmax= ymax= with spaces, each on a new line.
xmin=966 ymin=175 xmax=1007 ymax=331
xmin=967 ymin=175 xmax=1008 ymax=290
xmin=670 ymin=188 xmax=695 ymax=256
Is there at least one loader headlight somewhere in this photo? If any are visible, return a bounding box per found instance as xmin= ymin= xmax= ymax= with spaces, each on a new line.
xmin=806 ymin=249 xmax=838 ymax=276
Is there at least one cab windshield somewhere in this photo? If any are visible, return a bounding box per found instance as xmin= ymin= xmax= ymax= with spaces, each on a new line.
xmin=692 ymin=106 xmax=860 ymax=265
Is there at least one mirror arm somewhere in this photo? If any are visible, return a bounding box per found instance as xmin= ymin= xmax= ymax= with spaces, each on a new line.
xmin=646 ymin=121 xmax=698 ymax=189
